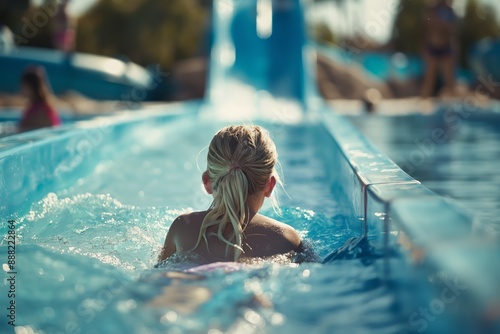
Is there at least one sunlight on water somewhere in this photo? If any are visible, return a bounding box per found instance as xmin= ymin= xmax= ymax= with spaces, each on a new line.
xmin=3 ymin=200 xmax=403 ymax=333
xmin=17 ymin=192 xmax=178 ymax=270
xmin=0 ymin=118 xmax=409 ymax=333
xmin=350 ymin=111 xmax=500 ymax=239
xmin=2 ymin=190 xmax=402 ymax=333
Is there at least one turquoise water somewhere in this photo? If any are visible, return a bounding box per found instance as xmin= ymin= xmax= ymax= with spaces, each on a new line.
xmin=0 ymin=116 xmax=411 ymax=333
xmin=349 ymin=109 xmax=500 ymax=239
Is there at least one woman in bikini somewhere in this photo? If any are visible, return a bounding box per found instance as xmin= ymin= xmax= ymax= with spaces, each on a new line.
xmin=421 ymin=0 xmax=458 ymax=98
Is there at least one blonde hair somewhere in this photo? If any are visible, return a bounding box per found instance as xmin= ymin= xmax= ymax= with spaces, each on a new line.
xmin=193 ymin=125 xmax=281 ymax=261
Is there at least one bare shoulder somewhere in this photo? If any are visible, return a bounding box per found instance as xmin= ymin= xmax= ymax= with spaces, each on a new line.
xmin=253 ymin=214 xmax=299 ymax=232
xmin=164 ymin=211 xmax=209 ymax=255
xmin=172 ymin=211 xmax=201 ymax=225
xmin=172 ymin=211 xmax=207 ymax=229
xmin=159 ymin=211 xmax=206 ymax=262
xmin=246 ymin=214 xmax=302 ymax=253
xmin=168 ymin=211 xmax=207 ymax=241
xmin=276 ymin=219 xmax=300 ymax=239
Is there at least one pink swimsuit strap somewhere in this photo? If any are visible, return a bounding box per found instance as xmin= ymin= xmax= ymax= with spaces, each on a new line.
xmin=26 ymin=101 xmax=61 ymax=126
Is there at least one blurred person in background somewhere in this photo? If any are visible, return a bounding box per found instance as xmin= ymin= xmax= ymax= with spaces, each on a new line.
xmin=19 ymin=66 xmax=61 ymax=132
xmin=52 ymin=0 xmax=75 ymax=52
xmin=421 ymin=0 xmax=458 ymax=98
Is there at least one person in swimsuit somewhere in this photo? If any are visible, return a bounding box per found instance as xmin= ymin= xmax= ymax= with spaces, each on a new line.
xmin=421 ymin=0 xmax=458 ymax=98
xmin=158 ymin=125 xmax=303 ymax=263
xmin=19 ymin=66 xmax=61 ymax=132
xmin=52 ymin=0 xmax=75 ymax=52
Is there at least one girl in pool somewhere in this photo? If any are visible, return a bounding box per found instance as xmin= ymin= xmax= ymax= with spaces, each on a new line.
xmin=19 ymin=66 xmax=61 ymax=132
xmin=159 ymin=125 xmax=303 ymax=263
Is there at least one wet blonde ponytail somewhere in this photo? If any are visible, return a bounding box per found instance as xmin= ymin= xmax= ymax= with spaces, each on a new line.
xmin=193 ymin=125 xmax=280 ymax=261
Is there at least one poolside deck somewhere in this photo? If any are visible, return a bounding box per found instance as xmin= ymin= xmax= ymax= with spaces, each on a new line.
xmin=328 ymin=97 xmax=500 ymax=115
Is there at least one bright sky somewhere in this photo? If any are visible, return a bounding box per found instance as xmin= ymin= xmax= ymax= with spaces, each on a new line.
xmin=31 ymin=0 xmax=97 ymax=15
xmin=34 ymin=0 xmax=500 ymax=44
xmin=66 ymin=0 xmax=97 ymax=16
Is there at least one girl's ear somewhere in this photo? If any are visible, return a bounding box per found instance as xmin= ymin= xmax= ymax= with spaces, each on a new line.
xmin=264 ymin=175 xmax=276 ymax=198
xmin=202 ymin=171 xmax=213 ymax=194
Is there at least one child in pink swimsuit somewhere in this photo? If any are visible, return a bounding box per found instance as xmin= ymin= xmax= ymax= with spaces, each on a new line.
xmin=19 ymin=67 xmax=61 ymax=132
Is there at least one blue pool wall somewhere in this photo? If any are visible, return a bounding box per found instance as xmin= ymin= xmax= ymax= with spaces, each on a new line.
xmin=0 ymin=103 xmax=199 ymax=217
xmin=319 ymin=105 xmax=500 ymax=331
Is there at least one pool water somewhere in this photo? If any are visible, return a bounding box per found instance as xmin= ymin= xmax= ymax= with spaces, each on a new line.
xmin=349 ymin=109 xmax=500 ymax=240
xmin=0 ymin=115 xmax=412 ymax=333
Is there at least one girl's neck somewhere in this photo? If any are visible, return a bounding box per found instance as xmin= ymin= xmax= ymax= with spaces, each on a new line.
xmin=246 ymin=191 xmax=266 ymax=216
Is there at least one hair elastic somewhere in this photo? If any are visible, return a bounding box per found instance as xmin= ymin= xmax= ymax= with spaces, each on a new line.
xmin=229 ymin=164 xmax=241 ymax=171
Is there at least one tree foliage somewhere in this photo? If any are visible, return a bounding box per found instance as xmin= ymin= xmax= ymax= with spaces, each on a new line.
xmin=76 ymin=0 xmax=208 ymax=69
xmin=0 ymin=0 xmax=31 ymax=28
xmin=459 ymin=0 xmax=500 ymax=67
xmin=1 ymin=0 xmax=61 ymax=48
xmin=390 ymin=0 xmax=427 ymax=54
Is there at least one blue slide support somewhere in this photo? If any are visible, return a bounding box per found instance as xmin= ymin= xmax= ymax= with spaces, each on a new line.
xmin=207 ymin=0 xmax=319 ymax=108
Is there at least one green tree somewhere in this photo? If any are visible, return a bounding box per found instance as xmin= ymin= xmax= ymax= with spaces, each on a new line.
xmin=459 ymin=0 xmax=500 ymax=67
xmin=76 ymin=0 xmax=208 ymax=70
xmin=1 ymin=0 xmax=75 ymax=49
xmin=0 ymin=0 xmax=30 ymax=28
xmin=390 ymin=0 xmax=427 ymax=54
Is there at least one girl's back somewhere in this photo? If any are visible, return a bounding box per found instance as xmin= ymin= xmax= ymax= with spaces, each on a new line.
xmin=158 ymin=125 xmax=303 ymax=264
xmin=167 ymin=211 xmax=301 ymax=262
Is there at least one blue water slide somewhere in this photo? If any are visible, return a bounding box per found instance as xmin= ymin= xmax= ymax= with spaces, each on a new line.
xmin=0 ymin=47 xmax=163 ymax=100
xmin=208 ymin=0 xmax=319 ymax=107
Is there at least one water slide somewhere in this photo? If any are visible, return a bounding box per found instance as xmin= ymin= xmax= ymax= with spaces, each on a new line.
xmin=0 ymin=47 xmax=163 ymax=100
xmin=0 ymin=0 xmax=498 ymax=333
xmin=208 ymin=0 xmax=317 ymax=103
